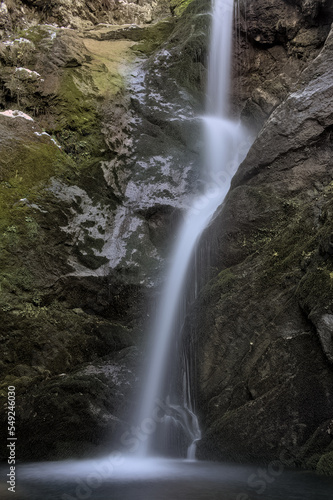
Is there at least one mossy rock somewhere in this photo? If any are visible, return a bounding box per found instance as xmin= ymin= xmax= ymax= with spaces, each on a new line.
xmin=166 ymin=0 xmax=210 ymax=95
xmin=170 ymin=0 xmax=196 ymax=17
xmin=54 ymin=68 xmax=99 ymax=134
xmin=317 ymin=451 xmax=333 ymax=475
xmin=0 ymin=120 xmax=75 ymax=235
xmin=131 ymin=18 xmax=175 ymax=55
xmin=305 ymin=453 xmax=323 ymax=470
xmin=16 ymin=25 xmax=57 ymax=46
xmin=298 ymin=266 xmax=333 ymax=315
xmin=8 ymin=347 xmax=139 ymax=461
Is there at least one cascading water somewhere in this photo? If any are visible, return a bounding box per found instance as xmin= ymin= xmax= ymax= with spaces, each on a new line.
xmin=135 ymin=0 xmax=251 ymax=459
xmin=9 ymin=5 xmax=333 ymax=500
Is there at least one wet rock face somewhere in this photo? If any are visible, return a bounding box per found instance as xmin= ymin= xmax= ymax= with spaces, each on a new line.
xmin=286 ymin=0 xmax=333 ymax=20
xmin=243 ymin=0 xmax=303 ymax=46
xmin=241 ymin=0 xmax=333 ymax=48
xmin=316 ymin=315 xmax=333 ymax=364
xmin=233 ymin=24 xmax=333 ymax=188
xmin=21 ymin=0 xmax=170 ymax=27
xmin=234 ymin=0 xmax=333 ymax=129
xmin=0 ymin=1 xmax=203 ymax=460
xmin=0 ymin=0 xmax=171 ymax=33
xmin=1 ymin=0 xmax=332 ymax=469
xmin=17 ymin=347 xmax=139 ymax=460
xmin=193 ymin=7 xmax=333 ymax=471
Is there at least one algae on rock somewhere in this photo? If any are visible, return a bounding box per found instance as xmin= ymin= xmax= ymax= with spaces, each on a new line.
xmin=0 ymin=0 xmax=210 ymax=460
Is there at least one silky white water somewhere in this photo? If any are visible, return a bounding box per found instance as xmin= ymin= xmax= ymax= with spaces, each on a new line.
xmin=135 ymin=0 xmax=252 ymax=459
xmin=8 ymin=458 xmax=333 ymax=499
xmin=207 ymin=0 xmax=234 ymax=116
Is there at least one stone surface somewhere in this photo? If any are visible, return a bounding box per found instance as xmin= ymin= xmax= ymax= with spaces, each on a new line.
xmin=192 ymin=16 xmax=333 ymax=471
xmin=1 ymin=0 xmax=333 ymax=472
xmin=233 ymin=0 xmax=333 ymax=129
xmin=17 ymin=347 xmax=139 ymax=460
xmin=315 ymin=315 xmax=333 ymax=364
xmin=0 ymin=0 xmax=203 ymax=460
xmin=21 ymin=0 xmax=170 ymax=27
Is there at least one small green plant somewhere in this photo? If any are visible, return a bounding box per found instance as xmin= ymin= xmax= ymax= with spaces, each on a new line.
xmin=21 ymin=302 xmax=47 ymax=318
xmin=5 ymin=225 xmax=17 ymax=233
xmin=25 ymin=217 xmax=39 ymax=238
xmin=32 ymin=291 xmax=42 ymax=306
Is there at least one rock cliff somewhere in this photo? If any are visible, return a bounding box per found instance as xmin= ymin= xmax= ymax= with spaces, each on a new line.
xmin=0 ymin=0 xmax=333 ymax=474
xmin=192 ymin=0 xmax=333 ymax=475
xmin=0 ymin=0 xmax=209 ymax=460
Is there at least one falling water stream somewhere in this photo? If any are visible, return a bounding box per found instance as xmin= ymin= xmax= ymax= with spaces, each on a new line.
xmin=3 ymin=1 xmax=333 ymax=498
xmin=136 ymin=0 xmax=250 ymax=459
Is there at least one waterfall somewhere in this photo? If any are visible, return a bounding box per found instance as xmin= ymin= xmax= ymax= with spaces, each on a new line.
xmin=134 ymin=0 xmax=251 ymax=459
xmin=207 ymin=0 xmax=233 ymax=116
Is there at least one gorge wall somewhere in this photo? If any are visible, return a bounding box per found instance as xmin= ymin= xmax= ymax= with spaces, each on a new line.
xmin=0 ymin=0 xmax=206 ymax=460
xmin=0 ymin=0 xmax=333 ymax=475
xmin=192 ymin=0 xmax=333 ymax=474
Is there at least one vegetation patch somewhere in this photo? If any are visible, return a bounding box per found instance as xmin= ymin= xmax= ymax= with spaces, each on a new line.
xmin=0 ymin=138 xmax=73 ymax=232
xmin=317 ymin=451 xmax=333 ymax=475
xmin=131 ymin=19 xmax=175 ymax=55
xmin=166 ymin=0 xmax=210 ymax=95
xmin=170 ymin=0 xmax=196 ymax=17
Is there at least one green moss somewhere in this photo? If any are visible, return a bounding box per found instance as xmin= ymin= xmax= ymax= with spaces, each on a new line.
xmin=214 ymin=268 xmax=237 ymax=295
xmin=166 ymin=0 xmax=211 ymax=95
xmin=131 ymin=19 xmax=175 ymax=55
xmin=316 ymin=451 xmax=333 ymax=475
xmin=0 ymin=136 xmax=75 ymax=319
xmin=5 ymin=142 xmax=66 ymax=183
xmin=0 ymin=375 xmax=35 ymax=394
xmin=88 ymin=60 xmax=124 ymax=97
xmin=198 ymin=267 xmax=240 ymax=321
xmin=245 ymin=201 xmax=316 ymax=290
xmin=1 ymin=267 xmax=34 ymax=292
xmin=55 ymin=69 xmax=98 ymax=134
xmin=20 ymin=26 xmax=56 ymax=45
xmin=170 ymin=0 xmax=196 ymax=17
xmin=248 ymin=194 xmax=333 ymax=316
xmin=0 ymin=140 xmax=74 ymax=233
xmin=0 ymin=39 xmax=36 ymax=67
xmin=305 ymin=453 xmax=322 ymax=470
xmin=49 ymin=67 xmax=115 ymax=190
xmin=297 ymin=266 xmax=333 ymax=315
xmin=0 ymin=298 xmax=128 ymax=379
